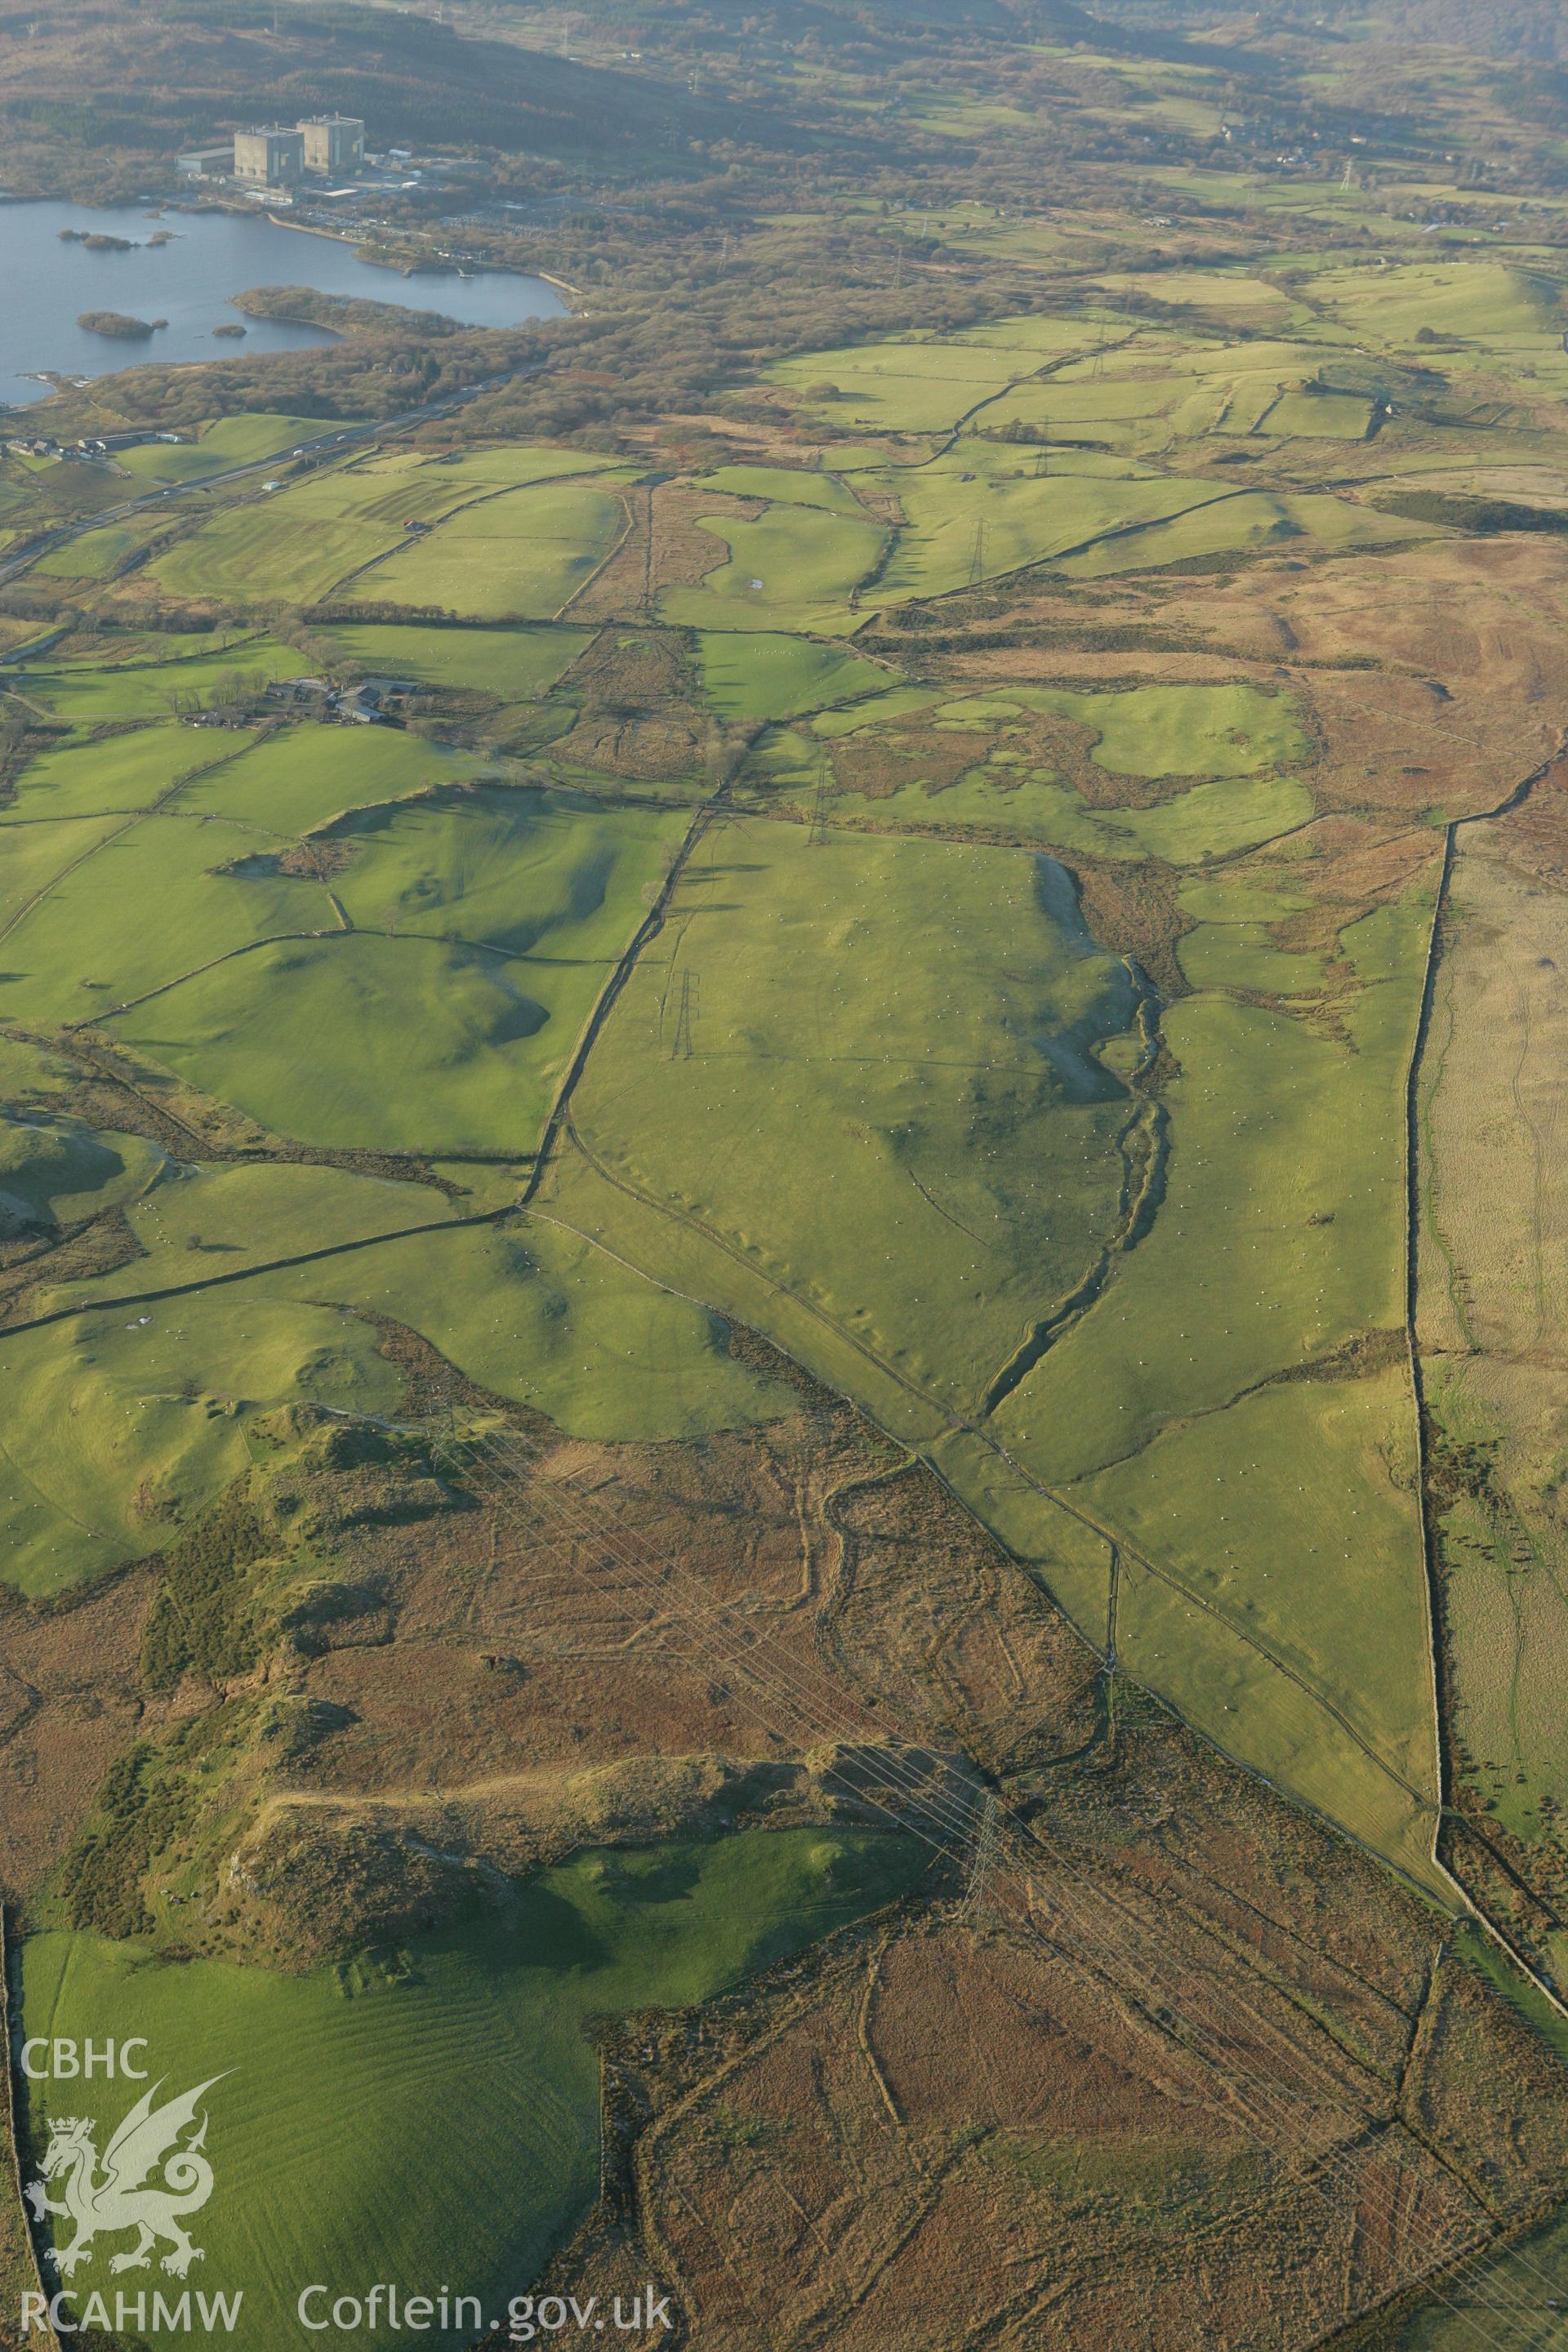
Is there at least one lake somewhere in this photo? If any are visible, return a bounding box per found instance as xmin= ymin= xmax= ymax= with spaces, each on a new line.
xmin=0 ymin=199 xmax=566 ymax=409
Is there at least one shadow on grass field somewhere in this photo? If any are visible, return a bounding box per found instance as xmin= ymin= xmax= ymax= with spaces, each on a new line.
xmin=21 ymin=1826 xmax=925 ymax=2350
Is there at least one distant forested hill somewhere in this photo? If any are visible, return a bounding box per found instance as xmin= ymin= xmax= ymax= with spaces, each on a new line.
xmin=1374 ymin=0 xmax=1562 ymax=56
xmin=0 ymin=0 xmax=829 ymax=199
xmin=475 ymin=0 xmax=1121 ymax=57
xmin=1097 ymin=0 xmax=1568 ymax=60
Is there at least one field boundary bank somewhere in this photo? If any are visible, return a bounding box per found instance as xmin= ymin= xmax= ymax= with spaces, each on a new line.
xmin=521 ymin=768 xmax=745 ymax=1209
xmin=918 ymin=326 xmax=1144 ymax=465
xmin=865 ymin=482 xmax=1287 ymax=624
xmin=0 ymin=728 xmax=270 ymax=955
xmin=546 ymin=1112 xmax=1443 ymax=1841
xmin=0 ymin=1905 xmax=62 ymax=2351
xmin=9 ymin=630 xmax=271 ymax=680
xmin=980 ymin=958 xmax=1167 ymax=1417
xmin=0 ymin=363 xmax=547 ymax=592
xmin=553 ymin=486 xmax=642 ymax=621
xmin=76 ymin=916 xmax=618 ymax=1035
xmin=1406 ymin=737 xmax=1568 ymax=2019
xmin=0 ymin=1203 xmax=511 ymax=1343
xmin=315 ymin=459 xmax=630 ymax=612
xmin=441 ymin=1409 xmax=1538 ymax=2349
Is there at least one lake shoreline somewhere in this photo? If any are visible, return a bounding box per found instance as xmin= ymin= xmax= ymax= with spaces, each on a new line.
xmin=0 ymin=198 xmax=566 ymax=409
xmin=252 ymin=204 xmax=586 ymax=309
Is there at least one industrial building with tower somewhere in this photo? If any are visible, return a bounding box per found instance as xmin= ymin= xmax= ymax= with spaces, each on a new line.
xmin=232 ymin=126 xmax=305 ymax=186
xmin=184 ymin=115 xmax=366 ymax=187
xmin=301 ymin=114 xmax=366 ymax=175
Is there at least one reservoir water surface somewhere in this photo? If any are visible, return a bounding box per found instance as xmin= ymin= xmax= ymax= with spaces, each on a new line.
xmin=0 ymin=200 xmax=566 ymax=408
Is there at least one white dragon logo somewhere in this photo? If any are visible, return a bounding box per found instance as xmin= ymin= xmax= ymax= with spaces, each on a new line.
xmin=24 ymin=2076 xmax=227 ymax=2280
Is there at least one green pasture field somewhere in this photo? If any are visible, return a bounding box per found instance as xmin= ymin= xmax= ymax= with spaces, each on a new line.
xmin=256 ymin=451 xmax=623 ymax=541
xmin=987 ymin=378 xmax=1184 ymax=425
xmin=1178 ymin=920 xmax=1325 ymax=994
xmin=0 ymin=726 xmax=234 ymax=825
xmin=34 ymin=515 xmax=170 ymax=581
xmin=149 ymin=488 xmax=403 ymax=606
xmin=177 ymin=726 xmax=480 ymax=836
xmin=520 ymin=831 xmax=1449 ymax=1883
xmin=314 ymin=623 xmax=591 ymax=700
xmin=1284 ymin=492 xmax=1437 ymax=550
xmin=956 ymin=317 xmax=1134 ymax=355
xmin=767 ymin=333 xmax=1053 ymax=434
xmin=1052 ymin=488 xmax=1423 ymax=581
xmin=977 ymin=888 xmax=1440 ymax=1856
xmin=0 ymin=1031 xmax=78 ymax=1107
xmin=22 ymin=1827 xmax=924 ymax=2349
xmin=0 ymin=1290 xmax=400 ymax=1594
xmin=1080 ymin=775 xmax=1314 ymax=863
xmin=354 ymin=447 xmax=626 ymax=493
xmin=143 ymin=456 xmax=615 ymax=608
xmin=86 ymin=790 xmax=680 ymax=1152
xmin=1080 ymin=1366 xmax=1428 ymax=1765
xmin=0 ymin=728 xmax=684 ymax=1155
xmin=774 ymin=336 xmax=1042 ymax=386
xmin=558 ymin=816 xmax=1143 ymax=1425
xmin=873 ymin=465 xmax=1245 ymax=599
xmin=0 ymin=817 xmax=126 ymax=942
xmin=13 ymin=643 xmax=310 ymax=719
xmin=42 ymin=632 xmax=256 ymax=668
xmin=0 ymin=813 xmax=332 ymax=1032
xmin=0 ymin=612 xmax=47 ymax=659
xmin=114 ymin=416 xmax=348 ymax=486
xmin=754 ymin=679 xmax=1311 ymax=853
xmin=971 ymin=344 xmax=1378 ymax=452
xmin=353 ymin=480 xmax=633 ymax=620
xmin=327 ymin=783 xmax=684 ymax=960
xmin=1091 ymin=1365 xmax=1437 ymax=1879
xmin=751 ymin=734 xmax=1312 ymax=865
xmin=696 ymin=630 xmax=890 ymax=724
xmin=1101 ymin=1396 xmax=1439 ymax=1886
xmin=898 ymin=437 xmax=1087 ymax=485
xmin=1094 ymin=270 xmax=1294 ymax=323
xmin=662 ymin=503 xmax=884 ymax=635
xmin=972 ymin=376 xmax=1181 ymax=448
xmin=1305 ymin=259 xmax=1567 ymax=346
xmin=0 ymin=1190 xmax=789 ymax=1594
xmin=1213 ymin=376 xmax=1298 ymax=435
xmin=259 ymin=1216 xmax=798 ymax=1441
xmin=1024 ymin=681 xmax=1311 ymax=777
xmin=48 ymin=1156 xmax=448 ymax=1295
xmin=1263 ymin=387 xmax=1377 ymax=439
xmin=1049 ymin=339 xmax=1351 ymax=388
xmin=0 ymin=1112 xmax=166 ymax=1230
xmin=744 ymin=735 xmax=1089 ymax=844
xmin=811 ymin=685 xmax=945 ymax=736
xmin=904 ymin=92 xmax=1040 ymax=136
xmin=995 ymin=893 xmax=1432 ymax=1484
xmin=117 ymin=932 xmax=578 ymax=1155
xmin=1177 ymin=875 xmax=1315 ymax=925
xmin=929 ymin=1414 xmax=1438 ymax=1889
xmin=698 ymin=464 xmax=870 ymax=513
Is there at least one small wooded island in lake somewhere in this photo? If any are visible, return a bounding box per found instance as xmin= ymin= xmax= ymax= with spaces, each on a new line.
xmin=76 ymin=309 xmax=163 ymax=338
